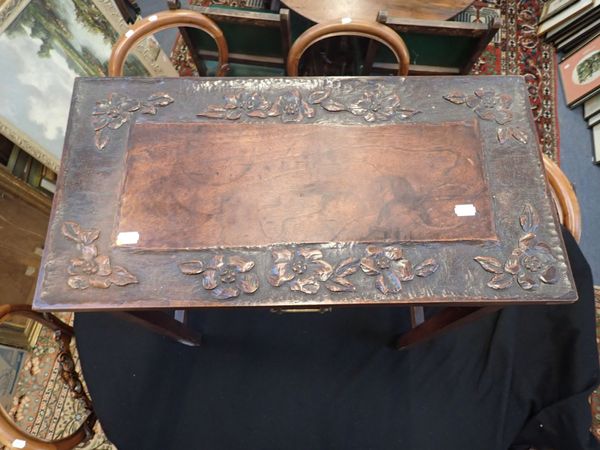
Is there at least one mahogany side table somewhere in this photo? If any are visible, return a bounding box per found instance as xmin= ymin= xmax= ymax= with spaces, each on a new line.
xmin=33 ymin=76 xmax=577 ymax=348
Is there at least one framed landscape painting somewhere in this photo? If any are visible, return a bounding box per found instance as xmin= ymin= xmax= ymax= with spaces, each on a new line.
xmin=559 ymin=34 xmax=600 ymax=106
xmin=0 ymin=0 xmax=176 ymax=171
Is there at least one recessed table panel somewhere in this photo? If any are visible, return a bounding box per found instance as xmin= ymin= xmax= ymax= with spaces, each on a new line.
xmin=117 ymin=121 xmax=494 ymax=249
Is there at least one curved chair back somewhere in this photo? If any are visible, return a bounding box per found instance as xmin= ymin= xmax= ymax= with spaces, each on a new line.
xmin=0 ymin=305 xmax=96 ymax=450
xmin=286 ymin=18 xmax=409 ymax=76
xmin=109 ymin=10 xmax=228 ymax=77
xmin=543 ymin=155 xmax=581 ymax=242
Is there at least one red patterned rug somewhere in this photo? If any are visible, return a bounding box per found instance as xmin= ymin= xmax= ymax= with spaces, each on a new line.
xmin=171 ymin=0 xmax=560 ymax=160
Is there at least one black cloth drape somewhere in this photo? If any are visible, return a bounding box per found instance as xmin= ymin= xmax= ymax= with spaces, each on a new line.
xmin=75 ymin=229 xmax=599 ymax=450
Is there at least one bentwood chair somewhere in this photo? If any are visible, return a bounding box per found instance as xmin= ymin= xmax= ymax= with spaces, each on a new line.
xmin=286 ymin=18 xmax=410 ymax=76
xmin=0 ymin=305 xmax=96 ymax=450
xmin=108 ymin=9 xmax=229 ymax=77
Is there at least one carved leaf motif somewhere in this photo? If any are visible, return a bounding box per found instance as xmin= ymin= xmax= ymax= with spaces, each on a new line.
xmin=308 ymin=89 xmax=330 ymax=104
xmin=474 ymin=256 xmax=503 ymax=274
xmin=202 ymin=270 xmax=218 ymax=290
xmin=62 ymin=222 xmax=82 ymax=243
xmin=397 ymin=109 xmax=421 ymax=119
xmin=443 ymin=92 xmax=467 ymax=104
xmin=79 ymin=229 xmax=100 ymax=245
xmin=376 ymin=271 xmax=402 ymax=295
xmin=325 ymin=277 xmax=356 ymax=292
xmin=146 ymin=93 xmax=174 ymax=107
xmin=510 ymin=128 xmax=528 ymax=144
xmin=226 ymin=110 xmax=242 ymax=120
xmin=67 ymin=276 xmax=89 ymax=290
xmin=360 ymin=256 xmax=380 ymax=275
xmin=334 ymin=258 xmax=359 ymax=278
xmin=519 ymin=204 xmax=539 ymax=233
xmin=92 ymin=115 xmax=109 ymax=131
xmin=94 ymin=129 xmax=109 ymax=150
xmin=290 ymin=277 xmax=320 ymax=295
xmin=540 ymin=266 xmax=559 ymax=284
xmin=414 ymin=259 xmax=438 ymax=277
xmin=197 ymin=110 xmax=226 ymax=119
xmin=179 ymin=261 xmax=205 ymax=275
xmin=487 ymin=273 xmax=513 ymax=290
xmin=497 ymin=127 xmax=510 ymax=144
xmin=109 ymin=266 xmax=138 ymax=286
xmin=301 ymin=100 xmax=316 ymax=118
xmin=320 ymin=99 xmax=347 ymax=112
xmin=140 ymin=104 xmax=157 ymax=115
xmin=519 ymin=232 xmax=536 ymax=250
xmin=229 ymin=255 xmax=254 ymax=272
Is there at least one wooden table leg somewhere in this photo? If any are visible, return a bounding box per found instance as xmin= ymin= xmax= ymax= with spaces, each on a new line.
xmin=396 ymin=306 xmax=500 ymax=350
xmin=117 ymin=311 xmax=202 ymax=347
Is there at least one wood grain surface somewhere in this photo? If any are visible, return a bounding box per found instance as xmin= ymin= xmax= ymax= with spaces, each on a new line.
xmin=117 ymin=121 xmax=494 ymax=249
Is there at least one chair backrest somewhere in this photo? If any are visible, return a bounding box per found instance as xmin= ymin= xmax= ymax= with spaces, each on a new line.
xmin=108 ymin=9 xmax=228 ymax=77
xmin=185 ymin=4 xmax=292 ymax=76
xmin=286 ymin=18 xmax=410 ymax=76
xmin=543 ymin=155 xmax=581 ymax=242
xmin=0 ymin=305 xmax=96 ymax=450
xmin=368 ymin=11 xmax=500 ymax=75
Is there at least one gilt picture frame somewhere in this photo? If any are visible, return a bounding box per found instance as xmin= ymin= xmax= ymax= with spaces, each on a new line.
xmin=0 ymin=0 xmax=177 ymax=172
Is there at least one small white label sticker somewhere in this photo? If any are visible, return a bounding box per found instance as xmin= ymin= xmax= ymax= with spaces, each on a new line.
xmin=116 ymin=231 xmax=140 ymax=246
xmin=454 ymin=204 xmax=477 ymax=217
xmin=341 ymin=17 xmax=352 ymax=24
xmin=12 ymin=439 xmax=26 ymax=449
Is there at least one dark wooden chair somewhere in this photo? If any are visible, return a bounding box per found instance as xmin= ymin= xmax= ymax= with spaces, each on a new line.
xmin=364 ymin=10 xmax=500 ymax=75
xmin=108 ymin=9 xmax=229 ymax=77
xmin=0 ymin=305 xmax=96 ymax=450
xmin=286 ymin=18 xmax=410 ymax=76
xmin=180 ymin=2 xmax=292 ymax=76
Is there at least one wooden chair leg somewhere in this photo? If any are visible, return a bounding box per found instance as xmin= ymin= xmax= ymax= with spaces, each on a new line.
xmin=119 ymin=311 xmax=202 ymax=347
xmin=409 ymin=306 xmax=425 ymax=328
xmin=396 ymin=306 xmax=500 ymax=350
xmin=167 ymin=0 xmax=208 ymax=76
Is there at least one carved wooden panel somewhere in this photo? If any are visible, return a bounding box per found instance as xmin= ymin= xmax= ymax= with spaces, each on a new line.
xmin=33 ymin=77 xmax=577 ymax=312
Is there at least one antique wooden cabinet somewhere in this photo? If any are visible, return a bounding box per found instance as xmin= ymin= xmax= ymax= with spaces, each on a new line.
xmin=33 ymin=76 xmax=577 ymax=315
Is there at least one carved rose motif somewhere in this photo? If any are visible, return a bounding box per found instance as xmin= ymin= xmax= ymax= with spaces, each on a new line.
xmin=62 ymin=222 xmax=138 ymax=290
xmin=360 ymin=246 xmax=439 ymax=295
xmin=92 ymin=92 xmax=173 ymax=150
xmin=274 ymin=89 xmax=316 ymax=122
xmin=179 ymin=255 xmax=259 ymax=300
xmin=268 ymin=248 xmax=333 ymax=294
xmin=443 ymin=88 xmax=528 ymax=145
xmin=474 ymin=204 xmax=559 ymax=290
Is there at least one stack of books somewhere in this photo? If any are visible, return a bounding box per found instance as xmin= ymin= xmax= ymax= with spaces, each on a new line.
xmin=538 ymin=0 xmax=600 ymax=53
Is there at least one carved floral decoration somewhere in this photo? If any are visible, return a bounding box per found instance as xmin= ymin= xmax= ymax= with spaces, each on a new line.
xmin=62 ymin=222 xmax=138 ymax=290
xmin=197 ymin=81 xmax=420 ymax=123
xmin=179 ymin=255 xmax=259 ymax=300
xmin=443 ymin=88 xmax=528 ymax=145
xmin=360 ymin=246 xmax=439 ymax=294
xmin=474 ymin=204 xmax=559 ymax=290
xmin=92 ymin=92 xmax=174 ymax=150
xmin=267 ymin=248 xmax=359 ymax=294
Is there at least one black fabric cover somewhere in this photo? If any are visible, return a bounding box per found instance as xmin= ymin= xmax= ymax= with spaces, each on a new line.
xmin=75 ymin=229 xmax=599 ymax=450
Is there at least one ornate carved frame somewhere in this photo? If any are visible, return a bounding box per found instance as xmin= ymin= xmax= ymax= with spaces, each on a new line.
xmin=34 ymin=76 xmax=577 ymax=312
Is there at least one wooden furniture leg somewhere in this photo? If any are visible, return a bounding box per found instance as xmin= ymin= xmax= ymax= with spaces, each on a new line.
xmin=396 ymin=306 xmax=500 ymax=350
xmin=119 ymin=311 xmax=202 ymax=347
xmin=168 ymin=0 xmax=208 ymax=76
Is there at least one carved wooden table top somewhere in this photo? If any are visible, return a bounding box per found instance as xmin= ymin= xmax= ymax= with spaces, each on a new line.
xmin=282 ymin=0 xmax=474 ymax=22
xmin=34 ymin=76 xmax=577 ymax=312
